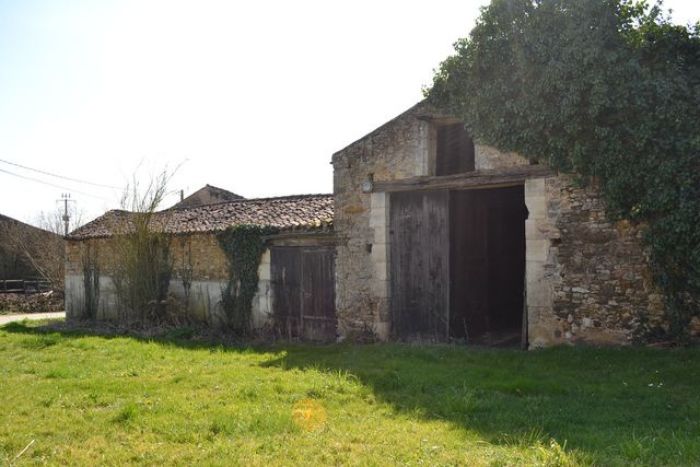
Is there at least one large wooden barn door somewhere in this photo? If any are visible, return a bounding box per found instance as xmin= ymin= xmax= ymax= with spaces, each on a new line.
xmin=271 ymin=246 xmax=336 ymax=341
xmin=389 ymin=190 xmax=450 ymax=340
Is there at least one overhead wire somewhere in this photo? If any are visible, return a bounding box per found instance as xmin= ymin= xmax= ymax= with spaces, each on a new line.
xmin=0 ymin=157 xmax=121 ymax=189
xmin=0 ymin=167 xmax=114 ymax=201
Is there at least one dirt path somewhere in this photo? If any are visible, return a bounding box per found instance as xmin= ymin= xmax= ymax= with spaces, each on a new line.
xmin=0 ymin=311 xmax=65 ymax=326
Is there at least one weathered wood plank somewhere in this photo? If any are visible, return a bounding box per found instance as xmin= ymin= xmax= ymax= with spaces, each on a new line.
xmin=374 ymin=165 xmax=552 ymax=193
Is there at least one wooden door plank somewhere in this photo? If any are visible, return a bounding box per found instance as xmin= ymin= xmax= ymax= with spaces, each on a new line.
xmin=270 ymin=247 xmax=302 ymax=338
xmin=301 ymin=247 xmax=337 ymax=341
xmin=389 ymin=190 xmax=449 ymax=340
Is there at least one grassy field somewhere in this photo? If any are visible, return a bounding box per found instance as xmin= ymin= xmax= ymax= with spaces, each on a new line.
xmin=1 ymin=322 xmax=699 ymax=466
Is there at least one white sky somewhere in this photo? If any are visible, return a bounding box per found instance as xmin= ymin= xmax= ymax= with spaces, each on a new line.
xmin=0 ymin=0 xmax=698 ymax=229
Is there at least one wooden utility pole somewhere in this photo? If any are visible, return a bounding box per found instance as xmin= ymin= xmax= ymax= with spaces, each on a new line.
xmin=58 ymin=193 xmax=75 ymax=236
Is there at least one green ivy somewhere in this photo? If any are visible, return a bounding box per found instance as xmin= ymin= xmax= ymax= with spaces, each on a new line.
xmin=428 ymin=0 xmax=700 ymax=341
xmin=216 ymin=224 xmax=278 ymax=334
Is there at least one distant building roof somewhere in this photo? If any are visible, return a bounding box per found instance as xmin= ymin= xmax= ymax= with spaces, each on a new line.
xmin=170 ymin=184 xmax=245 ymax=209
xmin=68 ymin=194 xmax=334 ymax=240
xmin=0 ymin=213 xmax=59 ymax=237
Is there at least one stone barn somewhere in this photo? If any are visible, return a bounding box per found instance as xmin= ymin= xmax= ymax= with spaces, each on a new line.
xmin=332 ymin=101 xmax=665 ymax=347
xmin=65 ymin=194 xmax=336 ymax=340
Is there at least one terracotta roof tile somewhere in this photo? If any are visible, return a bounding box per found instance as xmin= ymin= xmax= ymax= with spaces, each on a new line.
xmin=68 ymin=194 xmax=334 ymax=240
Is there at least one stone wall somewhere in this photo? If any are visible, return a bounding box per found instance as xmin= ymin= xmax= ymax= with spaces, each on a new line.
xmin=475 ymin=144 xmax=530 ymax=171
xmin=64 ymin=234 xmax=272 ymax=328
xmin=527 ymin=176 xmax=664 ymax=346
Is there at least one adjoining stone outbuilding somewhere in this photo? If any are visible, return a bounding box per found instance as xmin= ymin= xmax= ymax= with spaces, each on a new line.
xmin=332 ymin=101 xmax=665 ymax=347
xmin=65 ymin=194 xmax=336 ymax=340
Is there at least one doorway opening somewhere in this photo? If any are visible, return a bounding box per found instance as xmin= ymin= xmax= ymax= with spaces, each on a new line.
xmin=449 ymin=185 xmax=528 ymax=346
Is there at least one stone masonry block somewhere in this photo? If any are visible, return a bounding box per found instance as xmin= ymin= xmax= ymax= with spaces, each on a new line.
xmin=370 ymin=192 xmax=386 ymax=209
xmin=374 ymin=228 xmax=388 ymax=245
xmin=258 ymin=260 xmax=271 ymax=281
xmin=372 ymin=279 xmax=389 ymax=299
xmin=373 ymin=260 xmax=388 ymax=281
xmin=369 ymin=209 xmax=387 ymax=228
xmin=526 ymin=196 xmax=547 ymax=220
xmin=525 ymin=219 xmax=546 ymax=241
xmin=526 ymin=239 xmax=549 ymax=261
xmin=371 ymin=243 xmax=388 ymax=264
xmin=525 ymin=178 xmax=548 ymax=221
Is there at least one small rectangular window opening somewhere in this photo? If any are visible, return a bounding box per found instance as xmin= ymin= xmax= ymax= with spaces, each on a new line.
xmin=435 ymin=123 xmax=475 ymax=176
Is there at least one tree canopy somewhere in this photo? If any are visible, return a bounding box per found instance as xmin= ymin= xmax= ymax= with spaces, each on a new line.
xmin=427 ymin=0 xmax=700 ymax=339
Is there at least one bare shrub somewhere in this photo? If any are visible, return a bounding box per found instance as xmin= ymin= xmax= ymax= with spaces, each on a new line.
xmin=109 ymin=170 xmax=176 ymax=326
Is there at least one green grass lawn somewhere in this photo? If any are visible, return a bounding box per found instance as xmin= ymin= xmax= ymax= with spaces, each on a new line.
xmin=1 ymin=322 xmax=699 ymax=466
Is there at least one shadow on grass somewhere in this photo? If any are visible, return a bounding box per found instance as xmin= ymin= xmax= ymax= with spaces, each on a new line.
xmin=3 ymin=320 xmax=700 ymax=463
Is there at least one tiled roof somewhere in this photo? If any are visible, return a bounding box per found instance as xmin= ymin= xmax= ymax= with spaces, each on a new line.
xmin=68 ymin=194 xmax=334 ymax=240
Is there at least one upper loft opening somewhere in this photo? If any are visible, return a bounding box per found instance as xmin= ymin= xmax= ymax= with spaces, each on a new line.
xmin=435 ymin=122 xmax=475 ymax=176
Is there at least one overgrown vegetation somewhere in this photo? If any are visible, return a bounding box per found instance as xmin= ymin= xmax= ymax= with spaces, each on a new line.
xmin=428 ymin=0 xmax=700 ymax=340
xmin=1 ymin=320 xmax=700 ymax=464
xmin=109 ymin=171 xmax=175 ymax=325
xmin=217 ymin=225 xmax=277 ymax=334
xmin=175 ymin=237 xmax=194 ymax=313
xmin=80 ymin=241 xmax=100 ymax=319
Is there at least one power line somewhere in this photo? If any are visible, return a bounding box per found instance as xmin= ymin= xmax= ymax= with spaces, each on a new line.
xmin=0 ymin=167 xmax=113 ymax=201
xmin=0 ymin=157 xmax=120 ymax=189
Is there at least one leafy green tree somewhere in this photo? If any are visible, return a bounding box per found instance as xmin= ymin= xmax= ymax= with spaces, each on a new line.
xmin=428 ymin=0 xmax=700 ymax=340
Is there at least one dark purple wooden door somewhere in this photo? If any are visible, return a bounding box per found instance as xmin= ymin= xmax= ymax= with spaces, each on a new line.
xmin=389 ymin=190 xmax=450 ymax=340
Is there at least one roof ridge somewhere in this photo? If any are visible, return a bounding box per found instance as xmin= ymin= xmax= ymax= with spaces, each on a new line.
xmin=162 ymin=193 xmax=333 ymax=212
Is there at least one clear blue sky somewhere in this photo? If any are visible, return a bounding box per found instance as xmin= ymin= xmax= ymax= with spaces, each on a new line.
xmin=0 ymin=0 xmax=698 ymax=228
